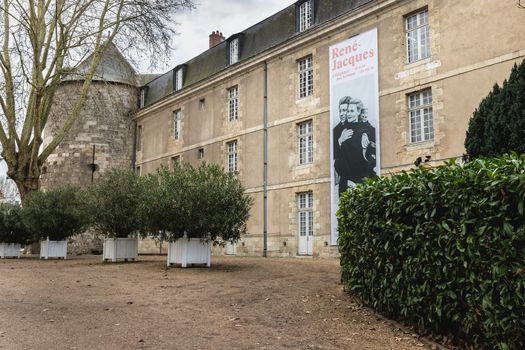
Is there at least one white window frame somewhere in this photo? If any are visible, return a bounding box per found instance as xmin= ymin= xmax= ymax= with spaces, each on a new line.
xmin=229 ymin=38 xmax=239 ymax=65
xmin=298 ymin=56 xmax=313 ymax=99
xmin=136 ymin=125 xmax=142 ymax=152
xmin=228 ymin=86 xmax=239 ymax=122
xmin=408 ymin=89 xmax=434 ymax=143
xmin=298 ymin=192 xmax=313 ymax=238
xmin=173 ymin=110 xmax=181 ymax=140
xmin=175 ymin=68 xmax=183 ymax=91
xmin=406 ymin=9 xmax=430 ymax=63
xmin=299 ymin=1 xmax=313 ymax=32
xmin=298 ymin=120 xmax=313 ymax=165
xmin=139 ymin=89 xmax=146 ymax=108
xmin=227 ymin=140 xmax=238 ymax=173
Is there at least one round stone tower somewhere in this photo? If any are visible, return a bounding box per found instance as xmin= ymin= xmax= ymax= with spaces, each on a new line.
xmin=41 ymin=44 xmax=138 ymax=189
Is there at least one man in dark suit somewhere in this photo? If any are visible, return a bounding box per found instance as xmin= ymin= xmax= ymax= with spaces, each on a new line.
xmin=333 ymin=97 xmax=376 ymax=196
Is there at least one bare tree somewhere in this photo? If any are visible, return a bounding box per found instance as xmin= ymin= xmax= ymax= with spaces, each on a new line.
xmin=0 ymin=0 xmax=194 ymax=201
xmin=0 ymin=175 xmax=19 ymax=202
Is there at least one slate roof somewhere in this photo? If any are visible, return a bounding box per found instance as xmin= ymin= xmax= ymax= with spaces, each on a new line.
xmin=62 ymin=43 xmax=138 ymax=86
xmin=141 ymin=0 xmax=375 ymax=108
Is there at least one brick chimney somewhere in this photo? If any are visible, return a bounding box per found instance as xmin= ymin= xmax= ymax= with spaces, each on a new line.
xmin=209 ymin=30 xmax=225 ymax=48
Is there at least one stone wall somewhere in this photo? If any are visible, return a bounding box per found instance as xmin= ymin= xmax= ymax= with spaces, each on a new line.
xmin=41 ymin=81 xmax=136 ymax=189
xmin=40 ymin=81 xmax=137 ymax=255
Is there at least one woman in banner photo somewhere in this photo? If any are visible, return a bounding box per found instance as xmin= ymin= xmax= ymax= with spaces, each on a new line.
xmin=333 ymin=96 xmax=377 ymax=195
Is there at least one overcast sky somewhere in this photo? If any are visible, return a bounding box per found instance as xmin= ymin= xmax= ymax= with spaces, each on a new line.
xmin=141 ymin=0 xmax=297 ymax=73
xmin=1 ymin=1 xmax=299 ymax=186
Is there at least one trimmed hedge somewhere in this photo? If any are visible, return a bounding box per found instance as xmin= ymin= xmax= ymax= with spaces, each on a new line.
xmin=338 ymin=154 xmax=525 ymax=349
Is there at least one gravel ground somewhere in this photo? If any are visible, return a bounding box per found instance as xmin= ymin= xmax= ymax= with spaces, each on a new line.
xmin=0 ymin=255 xmax=430 ymax=350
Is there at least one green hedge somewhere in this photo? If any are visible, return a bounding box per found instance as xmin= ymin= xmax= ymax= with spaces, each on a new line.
xmin=338 ymin=154 xmax=525 ymax=349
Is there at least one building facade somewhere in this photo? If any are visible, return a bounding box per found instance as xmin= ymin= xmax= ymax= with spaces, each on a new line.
xmin=45 ymin=0 xmax=525 ymax=257
xmin=134 ymin=0 xmax=525 ymax=258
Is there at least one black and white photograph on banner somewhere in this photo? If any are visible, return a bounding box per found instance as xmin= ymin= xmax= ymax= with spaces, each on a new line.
xmin=332 ymin=76 xmax=378 ymax=196
xmin=329 ymin=28 xmax=380 ymax=245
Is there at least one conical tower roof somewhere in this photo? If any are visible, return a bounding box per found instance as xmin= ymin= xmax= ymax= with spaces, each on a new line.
xmin=62 ymin=43 xmax=137 ymax=86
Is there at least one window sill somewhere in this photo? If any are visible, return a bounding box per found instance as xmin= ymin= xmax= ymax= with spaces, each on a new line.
xmin=405 ymin=140 xmax=434 ymax=151
xmin=296 ymin=162 xmax=314 ymax=169
xmin=296 ymin=94 xmax=314 ymax=103
xmin=404 ymin=56 xmax=431 ymax=69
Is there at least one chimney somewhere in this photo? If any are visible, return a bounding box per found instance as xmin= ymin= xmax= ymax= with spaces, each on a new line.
xmin=209 ymin=30 xmax=225 ymax=49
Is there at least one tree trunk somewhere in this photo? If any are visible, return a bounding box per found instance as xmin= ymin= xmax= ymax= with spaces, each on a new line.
xmin=6 ymin=159 xmax=41 ymax=204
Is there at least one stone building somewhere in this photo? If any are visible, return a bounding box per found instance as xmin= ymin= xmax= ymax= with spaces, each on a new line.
xmin=45 ymin=0 xmax=525 ymax=257
xmin=135 ymin=0 xmax=525 ymax=258
xmin=41 ymin=44 xmax=139 ymax=189
xmin=41 ymin=44 xmax=163 ymax=254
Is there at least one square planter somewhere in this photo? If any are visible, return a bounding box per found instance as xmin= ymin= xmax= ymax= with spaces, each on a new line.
xmin=167 ymin=235 xmax=211 ymax=267
xmin=40 ymin=238 xmax=67 ymax=259
xmin=103 ymin=237 xmax=138 ymax=262
xmin=0 ymin=243 xmax=21 ymax=258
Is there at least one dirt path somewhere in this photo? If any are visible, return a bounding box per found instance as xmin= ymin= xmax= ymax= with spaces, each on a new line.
xmin=0 ymin=255 xmax=429 ymax=350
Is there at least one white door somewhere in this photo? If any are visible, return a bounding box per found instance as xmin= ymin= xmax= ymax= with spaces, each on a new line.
xmin=225 ymin=241 xmax=236 ymax=255
xmin=298 ymin=193 xmax=314 ymax=255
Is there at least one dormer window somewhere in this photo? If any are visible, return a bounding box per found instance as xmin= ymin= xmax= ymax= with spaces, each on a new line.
xmin=175 ymin=69 xmax=183 ymax=91
xmin=139 ymin=88 xmax=147 ymax=108
xmin=298 ymin=0 xmax=313 ymax=32
xmin=174 ymin=65 xmax=186 ymax=92
xmin=229 ymin=38 xmax=239 ymax=65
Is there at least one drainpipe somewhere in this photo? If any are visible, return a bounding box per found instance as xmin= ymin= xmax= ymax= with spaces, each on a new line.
xmin=263 ymin=61 xmax=268 ymax=258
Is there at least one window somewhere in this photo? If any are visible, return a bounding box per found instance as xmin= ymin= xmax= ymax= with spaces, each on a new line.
xmin=136 ymin=166 xmax=141 ymax=175
xmin=298 ymin=192 xmax=313 ymax=238
xmin=175 ymin=68 xmax=183 ymax=91
xmin=199 ymin=98 xmax=206 ymax=110
xmin=229 ymin=38 xmax=239 ymax=65
xmin=298 ymin=56 xmax=313 ymax=99
xmin=228 ymin=86 xmax=238 ymax=122
xmin=227 ymin=140 xmax=237 ymax=173
xmin=139 ymin=89 xmax=146 ymax=108
xmin=299 ymin=1 xmax=313 ymax=32
xmin=171 ymin=155 xmax=180 ymax=168
xmin=198 ymin=148 xmax=204 ymax=159
xmin=173 ymin=110 xmax=181 ymax=140
xmin=408 ymin=90 xmax=433 ymax=143
xmin=406 ymin=9 xmax=430 ymax=63
xmin=136 ymin=125 xmax=142 ymax=152
xmin=298 ymin=121 xmax=313 ymax=165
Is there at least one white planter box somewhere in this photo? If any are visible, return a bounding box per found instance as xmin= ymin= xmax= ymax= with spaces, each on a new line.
xmin=0 ymin=243 xmax=21 ymax=258
xmin=167 ymin=235 xmax=211 ymax=268
xmin=103 ymin=237 xmax=138 ymax=262
xmin=40 ymin=238 xmax=67 ymax=259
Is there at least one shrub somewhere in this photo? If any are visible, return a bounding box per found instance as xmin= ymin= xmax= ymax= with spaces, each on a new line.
xmin=142 ymin=163 xmax=253 ymax=243
xmin=465 ymin=59 xmax=525 ymax=158
xmin=338 ymin=154 xmax=525 ymax=349
xmin=87 ymin=169 xmax=146 ymax=238
xmin=22 ymin=186 xmax=87 ymax=241
xmin=0 ymin=203 xmax=31 ymax=244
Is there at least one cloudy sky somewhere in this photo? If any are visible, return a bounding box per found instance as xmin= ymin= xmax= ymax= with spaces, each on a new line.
xmin=141 ymin=0 xmax=297 ymax=73
xmin=0 ymin=1 xmax=299 ymax=188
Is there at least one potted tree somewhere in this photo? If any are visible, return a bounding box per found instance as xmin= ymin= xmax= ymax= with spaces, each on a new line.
xmin=0 ymin=203 xmax=31 ymax=258
xmin=87 ymin=169 xmax=145 ymax=262
xmin=144 ymin=163 xmax=252 ymax=267
xmin=22 ymin=186 xmax=87 ymax=259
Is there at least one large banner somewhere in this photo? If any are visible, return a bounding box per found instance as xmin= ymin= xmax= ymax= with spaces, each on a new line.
xmin=330 ymin=28 xmax=380 ymax=245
